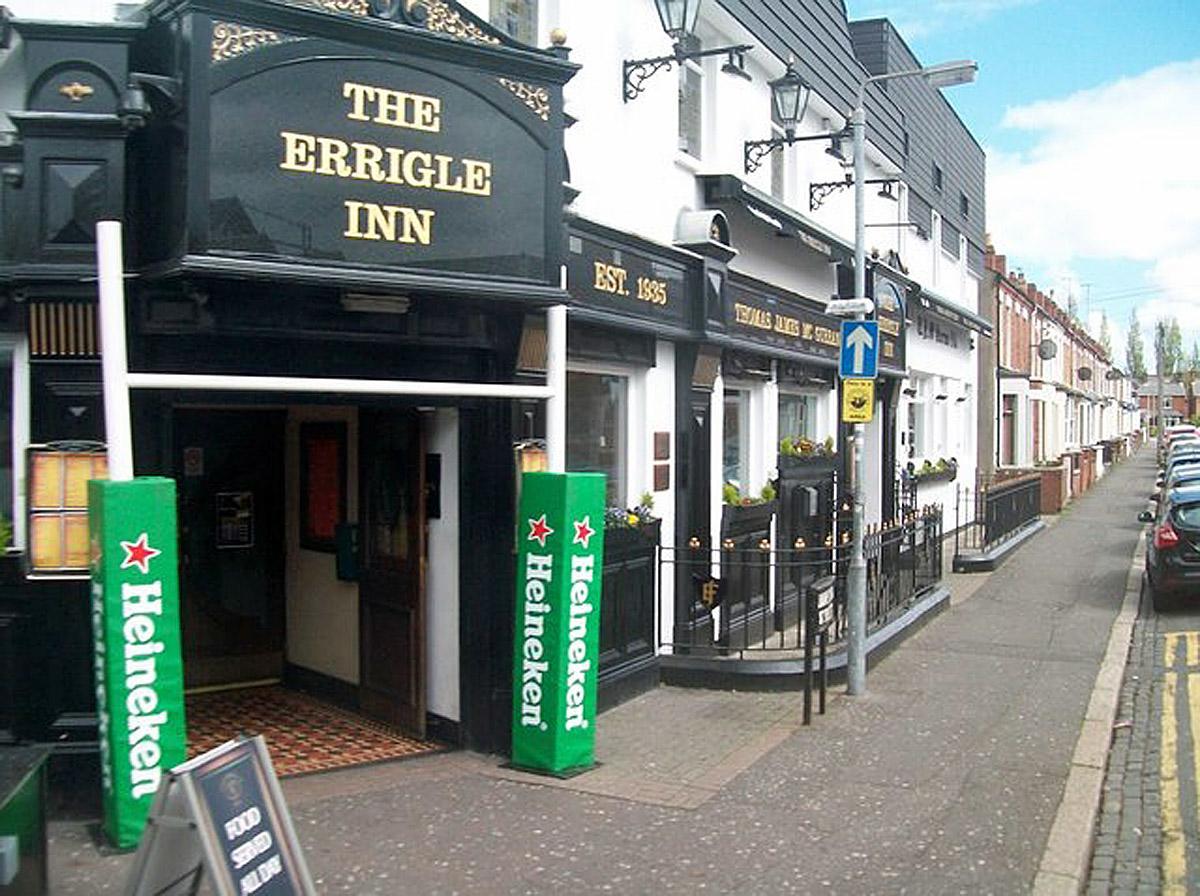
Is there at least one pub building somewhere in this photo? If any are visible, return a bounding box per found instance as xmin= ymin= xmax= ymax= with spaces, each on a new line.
xmin=0 ymin=0 xmax=580 ymax=784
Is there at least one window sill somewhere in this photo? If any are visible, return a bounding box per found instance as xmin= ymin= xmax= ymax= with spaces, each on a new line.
xmin=673 ymin=151 xmax=703 ymax=175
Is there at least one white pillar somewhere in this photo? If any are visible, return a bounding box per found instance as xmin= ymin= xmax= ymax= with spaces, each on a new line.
xmin=546 ymin=304 xmax=567 ymax=473
xmin=96 ymin=220 xmax=134 ymax=482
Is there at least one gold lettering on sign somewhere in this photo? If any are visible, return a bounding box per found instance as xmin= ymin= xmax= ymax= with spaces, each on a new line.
xmin=774 ymin=315 xmax=800 ymax=337
xmin=277 ymin=80 xmax=498 ymax=250
xmin=594 ymin=262 xmax=629 ymax=297
xmin=344 ymin=200 xmax=435 ymax=245
xmin=734 ymin=303 xmax=773 ymax=331
xmin=279 ymin=132 xmax=492 ymax=196
xmin=883 ymin=343 xmax=895 ymax=359
xmin=878 ymin=318 xmax=900 ymax=337
xmin=812 ymin=326 xmax=840 ymax=347
xmin=343 ymin=82 xmax=442 ymax=132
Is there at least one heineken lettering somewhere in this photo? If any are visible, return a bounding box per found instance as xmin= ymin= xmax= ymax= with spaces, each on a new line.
xmin=565 ymin=554 xmax=595 ymax=731
xmin=511 ymin=474 xmax=606 ymax=774
xmin=89 ymin=478 xmax=187 ymax=848
xmin=122 ymin=580 xmax=168 ymax=798
xmin=520 ymin=551 xmax=554 ymax=730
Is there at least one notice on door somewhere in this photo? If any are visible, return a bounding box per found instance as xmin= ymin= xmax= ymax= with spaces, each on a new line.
xmin=216 ymin=492 xmax=255 ymax=549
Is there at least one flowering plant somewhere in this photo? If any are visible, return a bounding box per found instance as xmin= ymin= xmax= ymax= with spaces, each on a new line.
xmin=604 ymin=492 xmax=658 ymax=530
xmin=779 ymin=435 xmax=836 ymax=457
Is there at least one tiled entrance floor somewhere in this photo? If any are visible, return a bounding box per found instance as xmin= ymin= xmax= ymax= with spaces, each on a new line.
xmin=185 ymin=685 xmax=444 ymax=776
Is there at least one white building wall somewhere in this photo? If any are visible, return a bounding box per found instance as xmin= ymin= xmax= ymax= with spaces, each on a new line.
xmin=285 ymin=406 xmax=359 ymax=685
xmin=425 ymin=408 xmax=460 ymax=723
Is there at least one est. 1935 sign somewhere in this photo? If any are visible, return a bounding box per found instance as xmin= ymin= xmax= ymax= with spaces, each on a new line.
xmin=511 ymin=472 xmax=606 ymax=775
xmin=207 ymin=55 xmax=557 ymax=281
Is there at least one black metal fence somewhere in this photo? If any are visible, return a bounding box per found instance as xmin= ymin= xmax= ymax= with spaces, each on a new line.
xmin=953 ymin=475 xmax=1041 ymax=557
xmin=662 ymin=504 xmax=943 ymax=657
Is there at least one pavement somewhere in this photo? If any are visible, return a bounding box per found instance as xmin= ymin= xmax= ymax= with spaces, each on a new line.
xmin=49 ymin=449 xmax=1154 ymax=895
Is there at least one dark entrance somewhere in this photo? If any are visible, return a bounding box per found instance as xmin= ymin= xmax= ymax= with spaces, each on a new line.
xmin=174 ymin=409 xmax=286 ymax=689
xmin=358 ymin=409 xmax=426 ymax=736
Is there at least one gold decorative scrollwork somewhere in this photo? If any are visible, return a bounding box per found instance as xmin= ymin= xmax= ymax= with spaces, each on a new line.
xmin=409 ymin=0 xmax=500 ymax=45
xmin=58 ymin=82 xmax=94 ymax=102
xmin=498 ymin=78 xmax=549 ymax=122
xmin=212 ymin=21 xmax=300 ymax=63
xmin=312 ymin=0 xmax=370 ymax=14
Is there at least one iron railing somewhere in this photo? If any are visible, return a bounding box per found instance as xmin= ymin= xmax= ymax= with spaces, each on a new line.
xmin=953 ymin=475 xmax=1041 ymax=557
xmin=662 ymin=504 xmax=943 ymax=658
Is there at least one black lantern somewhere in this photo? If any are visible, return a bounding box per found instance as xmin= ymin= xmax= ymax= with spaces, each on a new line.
xmin=769 ymin=62 xmax=809 ymax=138
xmin=623 ymin=0 xmax=753 ymax=102
xmin=653 ymin=0 xmax=700 ymax=44
xmin=744 ymin=59 xmax=836 ymax=174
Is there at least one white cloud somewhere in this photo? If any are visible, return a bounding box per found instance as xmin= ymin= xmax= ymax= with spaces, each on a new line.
xmin=988 ymin=60 xmax=1200 ymax=317
xmin=989 ymin=61 xmax=1200 ymax=356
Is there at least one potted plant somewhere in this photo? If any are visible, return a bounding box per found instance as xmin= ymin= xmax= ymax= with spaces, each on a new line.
xmin=603 ymin=492 xmax=662 ymax=559
xmin=779 ymin=434 xmax=837 ymax=477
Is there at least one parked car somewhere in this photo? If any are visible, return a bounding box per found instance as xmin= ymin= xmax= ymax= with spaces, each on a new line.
xmin=1156 ymin=452 xmax=1200 ymax=490
xmin=1139 ymin=483 xmax=1200 ymax=610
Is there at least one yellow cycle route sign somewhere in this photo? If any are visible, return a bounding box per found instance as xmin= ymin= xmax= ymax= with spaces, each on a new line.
xmin=842 ymin=378 xmax=875 ymax=423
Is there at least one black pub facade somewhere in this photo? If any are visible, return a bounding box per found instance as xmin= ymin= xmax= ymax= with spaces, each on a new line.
xmin=0 ymin=0 xmax=576 ymax=765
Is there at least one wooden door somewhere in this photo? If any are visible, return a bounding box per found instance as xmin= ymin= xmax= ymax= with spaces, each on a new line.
xmin=358 ymin=410 xmax=426 ymax=735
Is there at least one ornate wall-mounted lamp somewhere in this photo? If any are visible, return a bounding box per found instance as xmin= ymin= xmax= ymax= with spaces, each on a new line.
xmin=743 ymin=60 xmax=848 ymax=173
xmin=118 ymin=72 xmax=183 ymax=130
xmin=622 ymin=0 xmax=753 ymax=102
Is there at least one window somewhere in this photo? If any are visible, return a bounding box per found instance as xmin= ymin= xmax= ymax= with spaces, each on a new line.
xmin=723 ymin=389 xmax=749 ymax=492
xmin=907 ymin=396 xmax=925 ymax=459
xmin=566 ymin=371 xmax=627 ymax=507
xmin=960 ymin=191 xmax=970 ymax=219
xmin=932 ymin=163 xmax=943 ymax=193
xmin=678 ymin=38 xmax=703 ymax=158
xmin=778 ymin=393 xmax=815 ymax=442
xmin=489 ymin=0 xmax=537 ymax=44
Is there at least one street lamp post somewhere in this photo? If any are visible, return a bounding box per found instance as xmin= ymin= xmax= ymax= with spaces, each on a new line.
xmin=843 ymin=59 xmax=977 ymax=696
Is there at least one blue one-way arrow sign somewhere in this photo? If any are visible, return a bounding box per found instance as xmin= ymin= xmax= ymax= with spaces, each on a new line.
xmin=840 ymin=320 xmax=879 ymax=379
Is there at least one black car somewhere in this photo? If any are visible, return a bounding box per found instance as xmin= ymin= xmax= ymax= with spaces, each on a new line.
xmin=1140 ymin=483 xmax=1200 ymax=610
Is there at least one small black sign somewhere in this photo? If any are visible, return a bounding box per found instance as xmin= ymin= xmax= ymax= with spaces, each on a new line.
xmin=125 ymin=737 xmax=316 ymax=896
xmin=871 ymin=271 xmax=908 ymax=374
xmin=723 ymin=280 xmax=842 ymax=363
xmin=193 ymin=742 xmax=298 ymax=896
xmin=566 ymin=229 xmax=690 ymax=328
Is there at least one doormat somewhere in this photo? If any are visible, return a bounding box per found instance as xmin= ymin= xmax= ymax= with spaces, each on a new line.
xmin=185 ymin=685 xmax=445 ymax=777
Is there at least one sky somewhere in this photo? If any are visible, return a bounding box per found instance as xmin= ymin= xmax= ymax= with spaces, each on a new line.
xmin=7 ymin=0 xmax=1200 ymax=371
xmin=844 ymin=0 xmax=1200 ymax=372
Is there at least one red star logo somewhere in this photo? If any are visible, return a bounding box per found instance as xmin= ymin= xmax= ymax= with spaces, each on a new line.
xmin=120 ymin=532 xmax=161 ymax=575
xmin=527 ymin=514 xmax=554 ymax=547
xmin=572 ymin=516 xmax=596 ymax=549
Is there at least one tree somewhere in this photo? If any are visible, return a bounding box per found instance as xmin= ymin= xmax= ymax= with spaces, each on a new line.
xmin=1126 ymin=309 xmax=1146 ymax=381
xmin=1165 ymin=317 xmax=1184 ymax=376
xmin=1185 ymin=341 xmax=1200 ymax=422
xmin=1099 ymin=312 xmax=1112 ymax=357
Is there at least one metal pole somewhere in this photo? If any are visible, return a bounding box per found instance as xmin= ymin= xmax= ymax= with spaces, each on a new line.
xmin=846 ymin=102 xmax=867 ymax=696
xmin=96 ymin=220 xmax=134 ymax=482
xmin=546 ymin=303 xmax=567 ymax=473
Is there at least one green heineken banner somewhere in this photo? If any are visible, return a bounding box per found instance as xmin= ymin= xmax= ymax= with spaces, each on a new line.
xmin=511 ymin=472 xmax=606 ymax=775
xmin=88 ymin=477 xmax=187 ymax=849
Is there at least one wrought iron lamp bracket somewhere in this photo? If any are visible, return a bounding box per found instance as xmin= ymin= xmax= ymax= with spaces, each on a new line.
xmin=808 ymin=177 xmax=898 ymax=212
xmin=623 ymin=43 xmax=753 ymax=102
xmin=743 ymin=129 xmax=848 ymax=174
